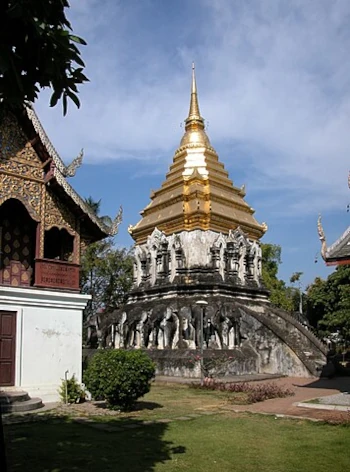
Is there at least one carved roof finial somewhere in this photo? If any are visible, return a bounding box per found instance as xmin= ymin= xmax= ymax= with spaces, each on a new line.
xmin=317 ymin=214 xmax=327 ymax=260
xmin=109 ymin=205 xmax=123 ymax=236
xmin=64 ymin=149 xmax=84 ymax=177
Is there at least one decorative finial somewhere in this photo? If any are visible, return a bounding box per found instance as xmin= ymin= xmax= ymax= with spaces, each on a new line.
xmin=191 ymin=62 xmax=196 ymax=94
xmin=317 ymin=214 xmax=327 ymax=260
xmin=179 ymin=63 xmax=211 ymax=147
xmin=108 ymin=205 xmax=123 ymax=236
xmin=185 ymin=62 xmax=204 ymax=130
xmin=261 ymin=222 xmax=268 ymax=233
xmin=63 ymin=148 xmax=84 ymax=177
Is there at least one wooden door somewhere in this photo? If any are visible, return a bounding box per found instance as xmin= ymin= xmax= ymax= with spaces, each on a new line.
xmin=0 ymin=311 xmax=16 ymax=386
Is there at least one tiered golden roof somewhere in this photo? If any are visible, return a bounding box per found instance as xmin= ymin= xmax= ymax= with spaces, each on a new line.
xmin=129 ymin=64 xmax=267 ymax=244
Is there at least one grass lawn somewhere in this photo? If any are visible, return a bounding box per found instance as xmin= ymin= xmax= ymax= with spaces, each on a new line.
xmin=4 ymin=384 xmax=350 ymax=472
xmin=96 ymin=383 xmax=230 ymax=421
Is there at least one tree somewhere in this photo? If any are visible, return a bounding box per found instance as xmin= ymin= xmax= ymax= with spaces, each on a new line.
xmin=82 ymin=196 xmax=133 ymax=317
xmin=81 ymin=241 xmax=134 ymax=319
xmin=290 ymin=272 xmax=303 ymax=284
xmin=84 ymin=196 xmax=112 ymax=227
xmin=305 ymin=277 xmax=328 ymax=328
xmin=290 ymin=271 xmax=304 ymax=315
xmin=261 ymin=243 xmax=294 ymax=312
xmin=306 ymin=265 xmax=350 ymax=346
xmin=84 ymin=196 xmax=101 ymax=216
xmin=0 ymin=0 xmax=88 ymax=115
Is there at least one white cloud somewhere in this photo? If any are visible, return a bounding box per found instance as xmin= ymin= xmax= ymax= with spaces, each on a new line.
xmin=35 ymin=0 xmax=350 ymax=215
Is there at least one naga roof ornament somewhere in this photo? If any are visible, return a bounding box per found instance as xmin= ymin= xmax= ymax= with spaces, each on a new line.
xmin=317 ymin=215 xmax=327 ymax=261
xmin=64 ymin=148 xmax=84 ymax=177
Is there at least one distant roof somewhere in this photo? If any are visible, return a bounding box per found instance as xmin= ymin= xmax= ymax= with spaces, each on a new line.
xmin=325 ymin=226 xmax=350 ymax=265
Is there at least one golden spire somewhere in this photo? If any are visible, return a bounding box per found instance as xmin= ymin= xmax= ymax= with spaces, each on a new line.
xmin=129 ymin=63 xmax=267 ymax=244
xmin=181 ymin=63 xmax=210 ymax=147
xmin=185 ymin=63 xmax=204 ymax=128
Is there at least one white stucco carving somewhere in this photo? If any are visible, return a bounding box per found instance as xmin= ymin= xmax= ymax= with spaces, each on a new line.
xmin=132 ymin=228 xmax=262 ymax=289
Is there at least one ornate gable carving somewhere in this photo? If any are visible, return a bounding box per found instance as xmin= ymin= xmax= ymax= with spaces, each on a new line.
xmin=0 ymin=113 xmax=45 ymax=222
xmin=0 ymin=114 xmax=43 ymax=168
xmin=0 ymin=175 xmax=41 ymax=221
xmin=45 ymin=189 xmax=76 ymax=235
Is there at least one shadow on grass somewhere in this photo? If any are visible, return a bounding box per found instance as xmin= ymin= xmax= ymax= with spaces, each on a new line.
xmin=93 ymin=400 xmax=163 ymax=411
xmin=4 ymin=414 xmax=185 ymax=472
xmin=134 ymin=401 xmax=164 ymax=412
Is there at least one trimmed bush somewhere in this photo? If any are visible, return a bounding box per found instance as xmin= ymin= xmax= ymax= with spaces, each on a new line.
xmin=59 ymin=375 xmax=85 ymax=404
xmin=83 ymin=350 xmax=155 ymax=410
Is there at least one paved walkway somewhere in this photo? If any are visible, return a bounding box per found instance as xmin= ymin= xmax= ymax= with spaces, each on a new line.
xmin=216 ymin=376 xmax=350 ymax=422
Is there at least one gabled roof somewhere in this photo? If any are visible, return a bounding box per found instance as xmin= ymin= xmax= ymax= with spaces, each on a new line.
xmin=325 ymin=226 xmax=350 ymax=265
xmin=24 ymin=105 xmax=122 ymax=240
xmin=317 ymin=171 xmax=350 ymax=266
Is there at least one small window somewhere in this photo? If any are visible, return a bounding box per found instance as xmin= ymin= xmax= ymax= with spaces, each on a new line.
xmin=44 ymin=227 xmax=74 ymax=261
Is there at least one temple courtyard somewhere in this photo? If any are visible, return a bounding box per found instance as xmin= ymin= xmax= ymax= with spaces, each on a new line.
xmin=3 ymin=376 xmax=350 ymax=472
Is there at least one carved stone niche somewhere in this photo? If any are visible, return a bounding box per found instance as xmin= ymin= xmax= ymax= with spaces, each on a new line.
xmin=245 ymin=249 xmax=255 ymax=282
xmin=140 ymin=252 xmax=150 ymax=284
xmin=175 ymin=245 xmax=185 ymax=270
xmin=156 ymin=240 xmax=170 ymax=282
xmin=210 ymin=246 xmax=221 ymax=272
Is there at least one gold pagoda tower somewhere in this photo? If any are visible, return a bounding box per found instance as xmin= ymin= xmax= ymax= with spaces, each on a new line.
xmin=129 ymin=64 xmax=267 ymax=244
xmin=109 ymin=66 xmax=327 ymax=380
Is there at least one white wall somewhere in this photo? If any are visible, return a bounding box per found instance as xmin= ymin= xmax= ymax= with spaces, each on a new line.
xmin=0 ymin=287 xmax=90 ymax=402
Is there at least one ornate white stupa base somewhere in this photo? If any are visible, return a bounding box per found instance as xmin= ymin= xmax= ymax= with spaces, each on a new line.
xmin=131 ymin=227 xmax=265 ymax=301
xmin=99 ymin=228 xmax=327 ymax=378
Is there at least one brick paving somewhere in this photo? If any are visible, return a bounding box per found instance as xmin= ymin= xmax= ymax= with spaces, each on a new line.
xmin=222 ymin=376 xmax=350 ymax=422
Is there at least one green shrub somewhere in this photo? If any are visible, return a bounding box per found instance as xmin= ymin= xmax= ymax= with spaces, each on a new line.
xmin=83 ymin=350 xmax=155 ymax=410
xmin=59 ymin=375 xmax=86 ymax=404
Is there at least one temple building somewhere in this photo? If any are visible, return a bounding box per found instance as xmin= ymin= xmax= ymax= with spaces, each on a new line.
xmin=0 ymin=106 xmax=121 ymax=407
xmin=109 ymin=65 xmax=327 ymax=378
xmin=318 ymin=174 xmax=350 ymax=266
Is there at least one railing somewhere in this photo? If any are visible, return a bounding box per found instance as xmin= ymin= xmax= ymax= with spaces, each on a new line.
xmin=34 ymin=259 xmax=80 ymax=291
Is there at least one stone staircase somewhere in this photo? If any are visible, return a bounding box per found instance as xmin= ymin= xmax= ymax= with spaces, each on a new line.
xmin=0 ymin=390 xmax=43 ymax=414
xmin=235 ymin=302 xmax=327 ymax=376
xmin=268 ymin=305 xmax=328 ymax=355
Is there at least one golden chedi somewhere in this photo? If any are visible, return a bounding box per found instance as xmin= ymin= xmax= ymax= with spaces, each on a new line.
xmin=111 ymin=66 xmax=326 ymax=381
xmin=129 ymin=64 xmax=267 ymax=245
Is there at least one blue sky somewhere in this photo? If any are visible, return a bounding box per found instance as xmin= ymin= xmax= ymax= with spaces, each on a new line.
xmin=35 ymin=0 xmax=349 ymax=287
